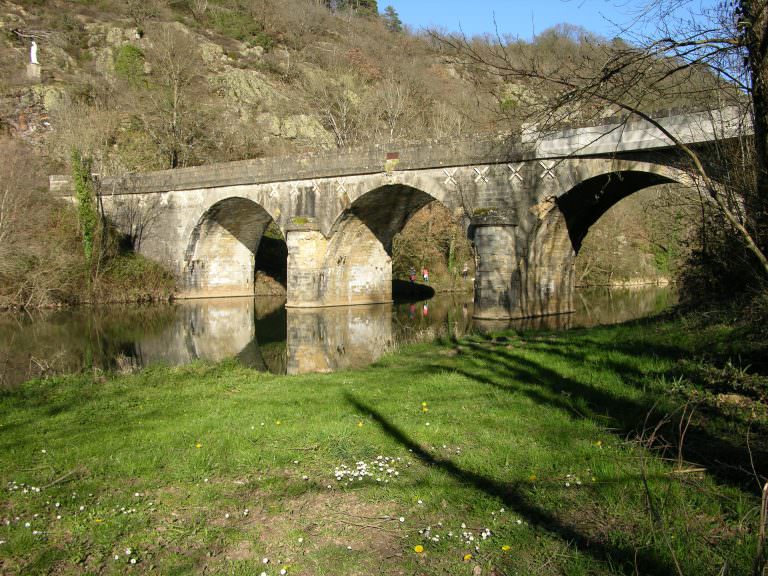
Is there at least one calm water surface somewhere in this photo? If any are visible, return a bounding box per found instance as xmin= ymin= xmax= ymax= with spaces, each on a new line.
xmin=0 ymin=286 xmax=675 ymax=387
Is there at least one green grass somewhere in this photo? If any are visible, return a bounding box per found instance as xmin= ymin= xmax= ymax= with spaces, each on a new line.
xmin=0 ymin=315 xmax=766 ymax=575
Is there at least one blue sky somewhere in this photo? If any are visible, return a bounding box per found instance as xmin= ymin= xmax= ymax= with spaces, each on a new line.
xmin=383 ymin=0 xmax=721 ymax=40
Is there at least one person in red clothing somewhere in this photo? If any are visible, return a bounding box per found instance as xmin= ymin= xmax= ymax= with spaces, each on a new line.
xmin=422 ymin=267 xmax=429 ymax=284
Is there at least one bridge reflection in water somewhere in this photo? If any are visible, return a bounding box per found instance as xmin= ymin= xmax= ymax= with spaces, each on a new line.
xmin=0 ymin=286 xmax=674 ymax=387
xmin=136 ymin=295 xmax=474 ymax=375
xmin=135 ymin=286 xmax=672 ymax=374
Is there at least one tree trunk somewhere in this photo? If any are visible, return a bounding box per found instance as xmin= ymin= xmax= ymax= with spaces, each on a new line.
xmin=742 ymin=0 xmax=768 ymax=253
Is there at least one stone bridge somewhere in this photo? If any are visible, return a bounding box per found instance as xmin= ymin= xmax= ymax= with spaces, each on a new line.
xmin=49 ymin=107 xmax=743 ymax=319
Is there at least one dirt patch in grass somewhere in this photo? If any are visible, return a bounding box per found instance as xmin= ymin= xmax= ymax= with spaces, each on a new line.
xmin=224 ymin=539 xmax=254 ymax=562
xmin=558 ymin=499 xmax=641 ymax=545
xmin=272 ymin=490 xmax=402 ymax=544
xmin=199 ymin=488 xmax=406 ymax=574
xmin=256 ymin=490 xmax=404 ymax=573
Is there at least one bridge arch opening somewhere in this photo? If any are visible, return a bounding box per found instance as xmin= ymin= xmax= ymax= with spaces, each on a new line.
xmin=321 ymin=184 xmax=451 ymax=306
xmin=558 ymin=170 xmax=678 ymax=252
xmin=523 ymin=168 xmax=689 ymax=317
xmin=184 ymin=197 xmax=285 ymax=298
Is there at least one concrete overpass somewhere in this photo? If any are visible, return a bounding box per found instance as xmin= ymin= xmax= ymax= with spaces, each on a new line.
xmin=49 ymin=107 xmax=744 ymax=319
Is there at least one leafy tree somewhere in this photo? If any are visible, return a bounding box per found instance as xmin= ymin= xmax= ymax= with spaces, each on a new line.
xmin=71 ymin=150 xmax=99 ymax=271
xmin=382 ymin=5 xmax=402 ymax=33
xmin=113 ymin=44 xmax=145 ymax=85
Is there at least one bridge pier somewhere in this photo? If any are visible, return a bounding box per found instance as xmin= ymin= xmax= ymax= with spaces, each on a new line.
xmin=286 ymin=216 xmax=393 ymax=308
xmin=471 ymin=209 xmax=576 ymax=320
xmin=471 ymin=212 xmax=524 ymax=320
xmin=519 ymin=205 xmax=576 ymax=318
xmin=285 ymin=220 xmax=328 ymax=308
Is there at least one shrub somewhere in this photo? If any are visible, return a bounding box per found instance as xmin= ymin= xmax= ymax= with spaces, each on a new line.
xmin=113 ymin=44 xmax=145 ymax=84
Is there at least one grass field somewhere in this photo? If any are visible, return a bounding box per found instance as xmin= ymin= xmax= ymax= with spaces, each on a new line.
xmin=1 ymin=313 xmax=766 ymax=575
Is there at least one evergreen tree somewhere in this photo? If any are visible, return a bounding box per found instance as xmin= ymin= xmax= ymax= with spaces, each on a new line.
xmin=335 ymin=0 xmax=379 ymax=17
xmin=382 ymin=5 xmax=403 ymax=33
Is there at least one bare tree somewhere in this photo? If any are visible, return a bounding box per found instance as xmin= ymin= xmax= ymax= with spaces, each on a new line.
xmin=436 ymin=0 xmax=768 ymax=277
xmin=112 ymin=193 xmax=162 ymax=252
xmin=190 ymin=0 xmax=209 ymax=22
xmin=141 ymin=25 xmax=210 ymax=168
xmin=0 ymin=139 xmax=84 ymax=308
xmin=0 ymin=140 xmax=30 ymax=261
xmin=430 ymin=101 xmax=466 ymax=140
xmin=376 ymin=75 xmax=412 ymax=142
xmin=124 ymin=0 xmax=164 ymax=35
xmin=303 ymin=69 xmax=369 ymax=148
xmin=48 ymin=100 xmax=122 ymax=175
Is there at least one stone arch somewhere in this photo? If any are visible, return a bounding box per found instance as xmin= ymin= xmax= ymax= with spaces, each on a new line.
xmin=522 ymin=161 xmax=693 ymax=317
xmin=320 ymin=184 xmax=443 ymax=306
xmin=183 ymin=197 xmax=281 ymax=298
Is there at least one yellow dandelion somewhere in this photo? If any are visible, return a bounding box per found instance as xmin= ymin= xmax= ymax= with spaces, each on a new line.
xmin=421 ymin=401 xmax=428 ymax=407
xmin=463 ymin=553 xmax=473 ymax=561
xmin=276 ymin=420 xmax=281 ymax=425
xmin=422 ymin=407 xmax=429 ymax=412
xmin=357 ymin=421 xmax=363 ymax=428
xmin=594 ymin=440 xmax=602 ymax=447
xmin=414 ymin=545 xmax=424 ymax=554
xmin=528 ymin=474 xmax=537 ymax=482
xmin=501 ymin=545 xmax=511 ymax=551
xmin=195 ymin=442 xmax=202 ymax=449
xmin=94 ymin=518 xmax=103 ymax=523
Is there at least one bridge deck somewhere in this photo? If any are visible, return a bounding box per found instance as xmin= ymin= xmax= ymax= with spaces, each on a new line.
xmin=49 ymin=107 xmax=745 ymax=196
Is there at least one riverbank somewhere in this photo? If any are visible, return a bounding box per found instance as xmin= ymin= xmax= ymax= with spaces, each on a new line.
xmin=1 ymin=313 xmax=766 ymax=575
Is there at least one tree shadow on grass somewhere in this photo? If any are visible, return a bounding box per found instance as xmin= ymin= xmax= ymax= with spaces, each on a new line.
xmin=344 ymin=392 xmax=678 ymax=576
xmin=429 ymin=331 xmax=768 ymax=493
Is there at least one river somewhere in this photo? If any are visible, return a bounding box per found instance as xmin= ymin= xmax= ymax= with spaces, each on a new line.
xmin=0 ymin=285 xmax=675 ymax=387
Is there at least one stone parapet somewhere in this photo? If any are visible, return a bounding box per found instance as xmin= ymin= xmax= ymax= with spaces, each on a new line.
xmin=50 ymin=138 xmax=527 ymax=196
xmin=49 ymin=106 xmax=742 ymax=199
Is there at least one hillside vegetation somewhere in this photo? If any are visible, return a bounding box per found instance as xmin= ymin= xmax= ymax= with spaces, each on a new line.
xmin=0 ymin=0 xmax=711 ymax=307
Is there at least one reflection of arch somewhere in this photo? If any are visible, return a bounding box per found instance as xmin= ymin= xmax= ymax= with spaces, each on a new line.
xmin=321 ymin=185 xmax=442 ymax=306
xmin=184 ymin=197 xmax=280 ymax=297
xmin=236 ymin=303 xmax=287 ymax=374
xmin=523 ymin=162 xmax=692 ymax=317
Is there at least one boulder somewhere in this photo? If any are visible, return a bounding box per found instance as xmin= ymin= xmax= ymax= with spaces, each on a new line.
xmin=198 ymin=40 xmax=226 ymax=67
xmin=212 ymin=68 xmax=285 ymax=108
xmin=256 ymin=113 xmax=281 ymax=137
xmin=281 ymin=114 xmax=334 ymax=145
xmin=30 ymin=84 xmax=69 ymax=112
